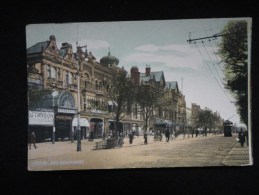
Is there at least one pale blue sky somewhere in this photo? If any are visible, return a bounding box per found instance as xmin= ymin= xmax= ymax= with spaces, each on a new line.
xmin=26 ymin=18 xmax=251 ymax=125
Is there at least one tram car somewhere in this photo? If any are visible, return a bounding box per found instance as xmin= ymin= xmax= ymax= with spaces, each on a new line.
xmin=223 ymin=120 xmax=233 ymax=137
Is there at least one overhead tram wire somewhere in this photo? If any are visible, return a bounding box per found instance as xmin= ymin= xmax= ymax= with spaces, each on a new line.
xmin=207 ymin=39 xmax=225 ymax=74
xmin=211 ymin=39 xmax=225 ymax=73
xmin=193 ymin=42 xmax=232 ymax=103
xmin=202 ymin=41 xmax=225 ymax=87
xmin=188 ymin=31 xmax=235 ymax=103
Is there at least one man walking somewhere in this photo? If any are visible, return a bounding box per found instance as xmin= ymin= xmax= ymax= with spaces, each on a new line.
xmin=29 ymin=131 xmax=37 ymax=149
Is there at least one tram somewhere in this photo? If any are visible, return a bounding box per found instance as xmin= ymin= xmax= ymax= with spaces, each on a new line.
xmin=223 ymin=120 xmax=233 ymax=137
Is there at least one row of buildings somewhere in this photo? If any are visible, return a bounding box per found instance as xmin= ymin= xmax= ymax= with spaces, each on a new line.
xmin=27 ymin=35 xmax=223 ymax=141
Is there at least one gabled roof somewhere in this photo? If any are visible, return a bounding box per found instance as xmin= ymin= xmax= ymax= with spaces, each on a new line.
xmin=27 ymin=41 xmax=49 ymax=54
xmin=139 ymin=71 xmax=164 ymax=83
xmin=151 ymin=71 xmax=164 ymax=82
xmin=166 ymin=81 xmax=179 ymax=92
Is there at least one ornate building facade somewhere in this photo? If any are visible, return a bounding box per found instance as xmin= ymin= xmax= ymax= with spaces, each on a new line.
xmin=27 ymin=35 xmax=143 ymax=141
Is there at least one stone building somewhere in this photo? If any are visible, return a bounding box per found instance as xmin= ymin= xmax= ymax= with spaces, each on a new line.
xmin=27 ymin=35 xmax=143 ymax=141
xmin=130 ymin=65 xmax=187 ymax=133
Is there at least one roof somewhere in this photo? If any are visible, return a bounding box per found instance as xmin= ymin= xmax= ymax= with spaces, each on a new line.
xmin=27 ymin=41 xmax=49 ymax=54
xmin=165 ymin=81 xmax=178 ymax=90
xmin=140 ymin=71 xmax=164 ymax=83
xmin=100 ymin=51 xmax=119 ymax=65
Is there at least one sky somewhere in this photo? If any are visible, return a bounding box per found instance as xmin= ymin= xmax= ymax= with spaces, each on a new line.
xmin=26 ymin=18 xmax=251 ymax=126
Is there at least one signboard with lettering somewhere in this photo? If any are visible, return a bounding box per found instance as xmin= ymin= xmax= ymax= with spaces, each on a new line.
xmin=28 ymin=111 xmax=54 ymax=125
xmin=58 ymin=108 xmax=76 ymax=114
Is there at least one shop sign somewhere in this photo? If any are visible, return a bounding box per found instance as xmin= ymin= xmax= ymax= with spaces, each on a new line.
xmin=58 ymin=108 xmax=76 ymax=114
xmin=28 ymin=111 xmax=54 ymax=125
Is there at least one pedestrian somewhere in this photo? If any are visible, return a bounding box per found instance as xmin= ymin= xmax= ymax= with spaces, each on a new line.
xmin=165 ymin=126 xmax=170 ymax=142
xmin=195 ymin=128 xmax=199 ymax=137
xmin=144 ymin=131 xmax=148 ymax=144
xmin=29 ymin=131 xmax=37 ymax=149
xmin=129 ymin=130 xmax=134 ymax=144
xmin=238 ymin=128 xmax=246 ymax=147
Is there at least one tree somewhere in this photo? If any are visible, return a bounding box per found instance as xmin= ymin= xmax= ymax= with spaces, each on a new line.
xmin=107 ymin=69 xmax=134 ymax=137
xmin=218 ymin=20 xmax=249 ymax=125
xmin=135 ymin=84 xmax=163 ymax=132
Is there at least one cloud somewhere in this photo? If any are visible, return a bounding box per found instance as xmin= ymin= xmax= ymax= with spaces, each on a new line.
xmin=123 ymin=43 xmax=219 ymax=70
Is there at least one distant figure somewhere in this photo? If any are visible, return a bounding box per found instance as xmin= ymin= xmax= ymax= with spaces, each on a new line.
xmin=29 ymin=131 xmax=37 ymax=149
xmin=238 ymin=128 xmax=246 ymax=147
xmin=144 ymin=131 xmax=148 ymax=145
xmin=165 ymin=126 xmax=170 ymax=142
xmin=129 ymin=130 xmax=134 ymax=144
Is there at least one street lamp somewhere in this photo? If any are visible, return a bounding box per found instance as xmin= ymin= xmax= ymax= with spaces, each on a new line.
xmin=76 ymin=43 xmax=86 ymax=152
xmin=76 ymin=70 xmax=81 ymax=151
xmin=52 ymin=89 xmax=58 ymax=144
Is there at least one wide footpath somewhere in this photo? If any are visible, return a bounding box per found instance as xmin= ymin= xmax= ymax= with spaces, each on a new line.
xmin=28 ymin=133 xmax=251 ymax=171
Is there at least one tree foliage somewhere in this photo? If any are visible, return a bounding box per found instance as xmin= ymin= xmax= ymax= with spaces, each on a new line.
xmin=107 ymin=70 xmax=135 ymax=136
xmin=135 ymin=85 xmax=160 ymax=132
xmin=218 ymin=20 xmax=248 ymax=125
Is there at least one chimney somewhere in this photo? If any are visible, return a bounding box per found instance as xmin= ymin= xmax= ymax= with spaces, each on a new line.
xmin=145 ymin=65 xmax=150 ymax=76
xmin=130 ymin=66 xmax=140 ymax=86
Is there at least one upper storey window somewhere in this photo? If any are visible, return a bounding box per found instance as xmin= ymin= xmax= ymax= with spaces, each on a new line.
xmin=50 ymin=67 xmax=56 ymax=79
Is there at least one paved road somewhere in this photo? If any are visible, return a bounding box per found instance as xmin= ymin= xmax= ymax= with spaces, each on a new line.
xmin=28 ymin=134 xmax=250 ymax=171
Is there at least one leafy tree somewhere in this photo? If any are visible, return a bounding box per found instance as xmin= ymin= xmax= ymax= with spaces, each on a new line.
xmin=218 ymin=20 xmax=248 ymax=125
xmin=135 ymin=84 xmax=164 ymax=132
xmin=107 ymin=69 xmax=134 ymax=137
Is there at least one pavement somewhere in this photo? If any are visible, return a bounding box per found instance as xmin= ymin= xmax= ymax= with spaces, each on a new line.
xmin=28 ymin=133 xmax=210 ymax=160
xmin=28 ymin=133 xmax=251 ymax=170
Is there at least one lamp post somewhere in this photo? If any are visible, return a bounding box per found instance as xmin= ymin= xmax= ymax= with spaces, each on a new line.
xmin=76 ymin=70 xmax=81 ymax=151
xmin=76 ymin=43 xmax=86 ymax=151
xmin=52 ymin=89 xmax=58 ymax=144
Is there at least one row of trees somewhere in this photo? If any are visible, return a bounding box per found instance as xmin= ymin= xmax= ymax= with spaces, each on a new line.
xmin=107 ymin=70 xmax=164 ymax=137
xmin=196 ymin=108 xmax=222 ymax=133
xmin=218 ymin=20 xmax=249 ymax=126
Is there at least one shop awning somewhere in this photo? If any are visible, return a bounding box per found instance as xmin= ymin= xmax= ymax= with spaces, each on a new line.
xmin=72 ymin=118 xmax=90 ymax=127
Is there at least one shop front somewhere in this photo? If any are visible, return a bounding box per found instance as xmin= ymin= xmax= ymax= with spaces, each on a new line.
xmin=55 ymin=91 xmax=77 ymax=141
xmin=28 ymin=110 xmax=54 ymax=142
xmin=28 ymin=90 xmax=77 ymax=142
xmin=72 ymin=117 xmax=90 ymax=139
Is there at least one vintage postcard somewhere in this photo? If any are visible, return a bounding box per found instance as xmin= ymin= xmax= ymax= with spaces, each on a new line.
xmin=27 ymin=18 xmax=252 ymax=171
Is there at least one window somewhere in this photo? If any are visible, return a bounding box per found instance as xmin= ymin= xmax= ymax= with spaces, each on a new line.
xmin=83 ymin=97 xmax=87 ymax=110
xmin=50 ymin=67 xmax=56 ymax=79
xmin=65 ymin=72 xmax=69 ymax=83
xmin=47 ymin=65 xmax=51 ymax=78
xmin=95 ymin=80 xmax=98 ymax=90
xmin=68 ymin=72 xmax=73 ymax=84
xmin=99 ymin=81 xmax=102 ymax=91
